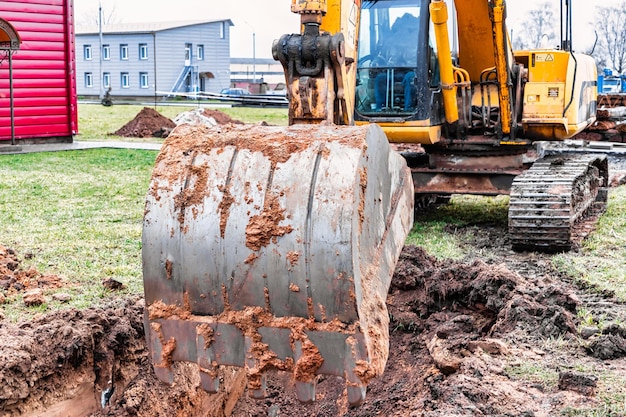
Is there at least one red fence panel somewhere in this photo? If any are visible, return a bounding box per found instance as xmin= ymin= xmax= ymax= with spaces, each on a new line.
xmin=0 ymin=0 xmax=77 ymax=142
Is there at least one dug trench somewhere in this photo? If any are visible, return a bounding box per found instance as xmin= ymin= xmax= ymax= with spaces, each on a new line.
xmin=2 ymin=217 xmax=625 ymax=417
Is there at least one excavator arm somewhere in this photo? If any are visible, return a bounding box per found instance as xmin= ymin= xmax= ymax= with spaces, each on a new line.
xmin=273 ymin=0 xmax=359 ymax=125
xmin=142 ymin=0 xmax=414 ymax=407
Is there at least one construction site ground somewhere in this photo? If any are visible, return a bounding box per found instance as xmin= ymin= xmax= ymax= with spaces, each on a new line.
xmin=2 ymin=221 xmax=625 ymax=417
xmin=1 ymin=108 xmax=625 ymax=416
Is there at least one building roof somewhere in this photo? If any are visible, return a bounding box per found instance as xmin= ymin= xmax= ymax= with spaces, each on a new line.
xmin=231 ymin=58 xmax=279 ymax=66
xmin=75 ymin=19 xmax=233 ymax=36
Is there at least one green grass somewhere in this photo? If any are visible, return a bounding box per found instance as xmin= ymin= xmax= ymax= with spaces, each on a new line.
xmin=0 ymin=150 xmax=156 ymax=320
xmin=553 ymin=186 xmax=626 ymax=301
xmin=506 ymin=360 xmax=626 ymax=416
xmin=505 ymin=360 xmax=560 ymax=390
xmin=76 ymin=103 xmax=288 ymax=141
xmin=406 ymin=195 xmax=509 ymax=259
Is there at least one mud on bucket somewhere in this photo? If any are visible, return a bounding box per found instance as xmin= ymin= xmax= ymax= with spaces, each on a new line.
xmin=142 ymin=123 xmax=413 ymax=405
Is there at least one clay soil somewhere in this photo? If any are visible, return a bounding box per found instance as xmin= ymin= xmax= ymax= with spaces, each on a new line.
xmin=114 ymin=107 xmax=176 ymax=138
xmin=2 ymin=221 xmax=625 ymax=416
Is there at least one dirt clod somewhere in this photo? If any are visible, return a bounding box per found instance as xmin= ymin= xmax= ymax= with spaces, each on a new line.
xmin=102 ymin=277 xmax=125 ymax=291
xmin=426 ymin=334 xmax=463 ymax=374
xmin=558 ymin=371 xmax=598 ymax=396
xmin=52 ymin=292 xmax=72 ymax=303
xmin=585 ymin=333 xmax=626 ymax=359
xmin=22 ymin=288 xmax=45 ymax=306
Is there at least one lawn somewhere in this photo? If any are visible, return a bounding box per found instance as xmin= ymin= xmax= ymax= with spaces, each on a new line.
xmin=76 ymin=102 xmax=289 ymax=141
xmin=1 ymin=103 xmax=625 ymax=322
xmin=0 ymin=103 xmax=289 ymax=321
xmin=0 ymin=149 xmax=156 ymax=320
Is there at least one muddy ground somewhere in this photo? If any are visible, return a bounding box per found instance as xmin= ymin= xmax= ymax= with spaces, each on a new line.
xmin=1 ymin=110 xmax=625 ymax=415
xmin=1 ymin=217 xmax=625 ymax=416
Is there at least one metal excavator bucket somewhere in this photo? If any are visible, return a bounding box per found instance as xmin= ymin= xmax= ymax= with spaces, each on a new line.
xmin=142 ymin=122 xmax=413 ymax=405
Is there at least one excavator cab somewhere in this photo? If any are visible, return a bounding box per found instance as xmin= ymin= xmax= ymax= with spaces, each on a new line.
xmin=355 ymin=0 xmax=445 ymax=143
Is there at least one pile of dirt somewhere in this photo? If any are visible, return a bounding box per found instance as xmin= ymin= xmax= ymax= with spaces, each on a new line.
xmin=2 ymin=241 xmax=624 ymax=416
xmin=201 ymin=109 xmax=244 ymax=125
xmin=113 ymin=107 xmax=176 ymax=138
xmin=230 ymin=246 xmax=611 ymax=416
xmin=173 ymin=108 xmax=244 ymax=128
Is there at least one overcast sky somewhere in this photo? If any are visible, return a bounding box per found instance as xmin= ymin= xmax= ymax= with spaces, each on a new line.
xmin=74 ymin=0 xmax=603 ymax=59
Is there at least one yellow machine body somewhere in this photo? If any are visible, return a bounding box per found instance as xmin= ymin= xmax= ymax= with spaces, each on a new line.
xmin=143 ymin=0 xmax=604 ymax=407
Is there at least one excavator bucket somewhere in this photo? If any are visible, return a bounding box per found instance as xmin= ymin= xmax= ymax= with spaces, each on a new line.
xmin=142 ymin=122 xmax=413 ymax=405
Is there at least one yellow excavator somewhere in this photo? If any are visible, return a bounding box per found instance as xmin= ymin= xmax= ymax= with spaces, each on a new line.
xmin=142 ymin=0 xmax=608 ymax=406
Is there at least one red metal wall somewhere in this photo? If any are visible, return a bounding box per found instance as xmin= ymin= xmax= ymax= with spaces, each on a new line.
xmin=0 ymin=0 xmax=77 ymax=142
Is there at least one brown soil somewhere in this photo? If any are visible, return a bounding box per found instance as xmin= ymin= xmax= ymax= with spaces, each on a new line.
xmin=202 ymin=109 xmax=244 ymax=125
xmin=114 ymin=107 xmax=176 ymax=138
xmin=2 ymin=225 xmax=625 ymax=416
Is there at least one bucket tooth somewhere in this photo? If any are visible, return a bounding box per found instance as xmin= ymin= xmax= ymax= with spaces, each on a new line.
xmin=147 ymin=321 xmax=174 ymax=385
xmin=143 ymin=123 xmax=414 ymax=404
xmin=245 ymin=336 xmax=268 ymax=399
xmin=295 ymin=381 xmax=316 ymax=403
xmin=293 ymin=339 xmax=318 ymax=403
xmin=196 ymin=325 xmax=219 ymax=392
xmin=199 ymin=370 xmax=219 ymax=393
xmin=347 ymin=385 xmax=367 ymax=407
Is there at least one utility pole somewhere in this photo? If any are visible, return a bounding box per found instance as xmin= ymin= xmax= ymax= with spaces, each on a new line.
xmin=252 ymin=31 xmax=256 ymax=83
xmin=98 ymin=1 xmax=104 ymax=100
xmin=245 ymin=21 xmax=256 ymax=86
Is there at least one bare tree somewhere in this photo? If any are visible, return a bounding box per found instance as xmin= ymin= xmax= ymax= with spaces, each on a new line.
xmin=510 ymin=2 xmax=558 ymax=50
xmin=77 ymin=3 xmax=120 ymax=27
xmin=593 ymin=1 xmax=626 ymax=73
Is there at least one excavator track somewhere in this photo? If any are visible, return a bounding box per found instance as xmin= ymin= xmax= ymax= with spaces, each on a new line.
xmin=508 ymin=154 xmax=609 ymax=252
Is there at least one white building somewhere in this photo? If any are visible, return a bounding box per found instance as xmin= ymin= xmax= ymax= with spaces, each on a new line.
xmin=75 ymin=19 xmax=233 ymax=98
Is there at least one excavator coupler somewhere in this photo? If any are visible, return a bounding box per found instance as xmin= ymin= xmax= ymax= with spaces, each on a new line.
xmin=142 ymin=123 xmax=414 ymax=405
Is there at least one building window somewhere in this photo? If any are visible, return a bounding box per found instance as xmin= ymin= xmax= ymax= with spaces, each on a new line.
xmin=197 ymin=45 xmax=204 ymax=60
xmin=103 ymin=72 xmax=111 ymax=89
xmin=120 ymin=44 xmax=129 ymax=60
xmin=140 ymin=72 xmax=149 ymax=88
xmin=121 ymin=72 xmax=130 ymax=88
xmin=102 ymin=44 xmax=110 ymax=60
xmin=220 ymin=22 xmax=225 ymax=39
xmin=84 ymin=45 xmax=92 ymax=60
xmin=139 ymin=43 xmax=148 ymax=60
xmin=84 ymin=72 xmax=93 ymax=88
xmin=185 ymin=43 xmax=192 ymax=65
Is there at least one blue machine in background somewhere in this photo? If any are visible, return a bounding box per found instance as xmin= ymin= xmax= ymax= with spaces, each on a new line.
xmin=598 ymin=68 xmax=626 ymax=94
